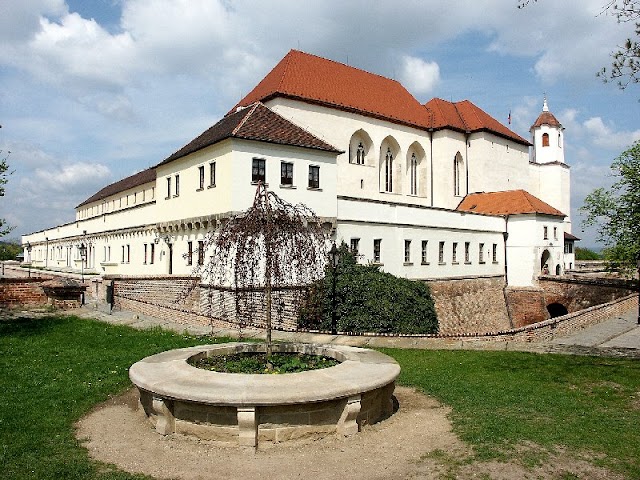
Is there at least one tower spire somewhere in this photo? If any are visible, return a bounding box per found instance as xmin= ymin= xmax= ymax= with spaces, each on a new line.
xmin=542 ymin=95 xmax=549 ymax=112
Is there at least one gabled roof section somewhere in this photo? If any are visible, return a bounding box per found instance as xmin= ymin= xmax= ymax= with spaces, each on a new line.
xmin=233 ymin=49 xmax=434 ymax=129
xmin=564 ymin=231 xmax=580 ymax=241
xmin=76 ymin=168 xmax=156 ymax=209
xmin=457 ymin=189 xmax=565 ymax=217
xmin=425 ymin=98 xmax=530 ymax=146
xmin=159 ymin=102 xmax=340 ymax=166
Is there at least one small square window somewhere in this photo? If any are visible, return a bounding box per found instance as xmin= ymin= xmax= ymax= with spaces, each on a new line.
xmin=373 ymin=239 xmax=381 ymax=263
xmin=308 ymin=165 xmax=320 ymax=189
xmin=281 ymin=162 xmax=294 ymax=186
xmin=404 ymin=240 xmax=411 ymax=263
xmin=252 ymin=158 xmax=266 ymax=183
xmin=198 ymin=166 xmax=205 ymax=190
xmin=350 ymin=238 xmax=360 ymax=256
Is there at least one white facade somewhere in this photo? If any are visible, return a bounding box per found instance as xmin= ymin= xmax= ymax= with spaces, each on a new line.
xmin=22 ymin=52 xmax=574 ymax=288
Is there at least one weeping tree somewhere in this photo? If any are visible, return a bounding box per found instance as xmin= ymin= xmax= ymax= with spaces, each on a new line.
xmin=191 ymin=183 xmax=328 ymax=362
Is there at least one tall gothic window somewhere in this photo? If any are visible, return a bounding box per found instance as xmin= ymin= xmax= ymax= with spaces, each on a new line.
xmin=410 ymin=153 xmax=417 ymax=195
xmin=356 ymin=142 xmax=365 ymax=165
xmin=384 ymin=147 xmax=393 ymax=192
xmin=454 ymin=153 xmax=463 ymax=196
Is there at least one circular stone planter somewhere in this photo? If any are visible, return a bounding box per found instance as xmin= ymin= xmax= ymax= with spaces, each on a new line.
xmin=129 ymin=342 xmax=400 ymax=448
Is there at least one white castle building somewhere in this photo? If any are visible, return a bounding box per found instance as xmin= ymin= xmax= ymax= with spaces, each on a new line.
xmin=22 ymin=50 xmax=576 ymax=287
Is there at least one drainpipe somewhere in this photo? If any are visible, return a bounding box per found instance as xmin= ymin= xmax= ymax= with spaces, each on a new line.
xmin=503 ymin=216 xmax=514 ymax=328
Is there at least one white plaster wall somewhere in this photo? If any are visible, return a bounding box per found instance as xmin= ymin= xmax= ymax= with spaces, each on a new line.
xmin=336 ymin=198 xmax=505 ymax=279
xmin=467 ymin=132 xmax=530 ymax=194
xmin=505 ymin=215 xmax=566 ymax=286
xmin=76 ymin=182 xmax=156 ymax=221
xmin=528 ymin=162 xmax=571 ymax=226
xmin=531 ymin=125 xmax=564 ymax=165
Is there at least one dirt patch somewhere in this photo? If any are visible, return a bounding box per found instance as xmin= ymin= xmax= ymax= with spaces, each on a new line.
xmin=76 ymin=387 xmax=623 ymax=480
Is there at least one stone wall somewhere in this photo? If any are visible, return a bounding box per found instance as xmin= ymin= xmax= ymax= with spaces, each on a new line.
xmin=504 ymin=287 xmax=548 ymax=327
xmin=0 ymin=278 xmax=48 ymax=307
xmin=428 ymin=276 xmax=511 ymax=334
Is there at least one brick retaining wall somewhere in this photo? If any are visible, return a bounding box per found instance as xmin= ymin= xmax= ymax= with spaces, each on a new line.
xmin=428 ymin=276 xmax=511 ymax=334
xmin=0 ymin=278 xmax=48 ymax=307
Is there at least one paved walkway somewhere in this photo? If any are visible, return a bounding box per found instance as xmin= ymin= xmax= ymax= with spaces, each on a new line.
xmin=73 ymin=300 xmax=640 ymax=358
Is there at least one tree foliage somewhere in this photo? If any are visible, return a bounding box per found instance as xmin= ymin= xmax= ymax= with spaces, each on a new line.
xmin=0 ymin=240 xmax=22 ymax=261
xmin=580 ymin=141 xmax=640 ymax=274
xmin=299 ymin=243 xmax=439 ymax=334
xmin=574 ymin=247 xmax=603 ymax=260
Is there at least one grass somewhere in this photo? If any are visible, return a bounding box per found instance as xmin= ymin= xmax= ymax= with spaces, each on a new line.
xmin=189 ymin=352 xmax=339 ymax=373
xmin=382 ymin=347 xmax=640 ymax=478
xmin=0 ymin=314 xmax=639 ymax=479
xmin=0 ymin=314 xmax=226 ymax=480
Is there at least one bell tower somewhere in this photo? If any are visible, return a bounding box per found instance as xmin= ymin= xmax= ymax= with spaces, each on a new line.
xmin=528 ymin=97 xmax=571 ymax=232
xmin=530 ymin=97 xmax=565 ymax=165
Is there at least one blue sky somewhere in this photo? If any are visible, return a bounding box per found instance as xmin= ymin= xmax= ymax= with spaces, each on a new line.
xmin=1 ymin=0 xmax=639 ymax=249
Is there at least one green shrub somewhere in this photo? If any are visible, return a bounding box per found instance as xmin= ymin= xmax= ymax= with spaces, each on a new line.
xmin=299 ymin=243 xmax=438 ymax=334
xmin=575 ymin=247 xmax=602 ymax=260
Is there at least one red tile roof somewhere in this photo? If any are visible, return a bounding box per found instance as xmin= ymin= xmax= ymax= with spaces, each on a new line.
xmin=233 ymin=50 xmax=434 ymax=130
xmin=426 ymin=98 xmax=530 ymax=145
xmin=234 ymin=50 xmax=529 ymax=145
xmin=531 ymin=110 xmax=562 ymax=129
xmin=76 ymin=168 xmax=156 ymax=208
xmin=457 ymin=190 xmax=565 ymax=217
xmin=159 ymin=102 xmax=340 ymax=166
xmin=564 ymin=231 xmax=580 ymax=241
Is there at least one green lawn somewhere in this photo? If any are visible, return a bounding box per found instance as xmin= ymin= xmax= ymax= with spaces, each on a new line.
xmin=1 ymin=315 xmax=639 ymax=479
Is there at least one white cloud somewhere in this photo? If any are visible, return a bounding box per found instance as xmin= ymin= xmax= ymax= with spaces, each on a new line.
xmin=399 ymin=55 xmax=440 ymax=95
xmin=583 ymin=117 xmax=640 ymax=150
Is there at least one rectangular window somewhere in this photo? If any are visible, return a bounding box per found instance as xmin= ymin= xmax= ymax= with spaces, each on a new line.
xmin=198 ymin=240 xmax=205 ymax=266
xmin=103 ymin=246 xmax=107 ymax=262
xmin=404 ymin=240 xmax=411 ymax=263
xmin=126 ymin=244 xmax=130 ymax=263
xmin=465 ymin=242 xmax=470 ymax=263
xmin=252 ymin=158 xmax=266 ymax=183
xmin=308 ymin=165 xmax=320 ymax=189
xmin=553 ymin=227 xmax=558 ymax=240
xmin=421 ymin=240 xmax=428 ymax=264
xmin=452 ymin=242 xmax=458 ymax=263
xmin=174 ymin=175 xmax=180 ymax=197
xmin=543 ymin=226 xmax=548 ymax=240
xmin=564 ymin=242 xmax=573 ymax=254
xmin=143 ymin=244 xmax=148 ymax=264
xmin=166 ymin=177 xmax=171 ymax=198
xmin=209 ymin=162 xmax=216 ymax=187
xmin=281 ymin=161 xmax=294 ymax=186
xmin=373 ymin=239 xmax=381 ymax=263
xmin=121 ymin=245 xmax=125 ymax=263
xmin=107 ymin=246 xmax=111 ymax=262
xmin=438 ymin=241 xmax=445 ymax=264
xmin=150 ymin=243 xmax=155 ymax=264
xmin=350 ymin=238 xmax=360 ymax=256
xmin=479 ymin=243 xmax=485 ymax=263
xmin=492 ymin=243 xmax=498 ymax=263
xmin=198 ymin=165 xmax=205 ymax=190
xmin=187 ymin=241 xmax=193 ymax=266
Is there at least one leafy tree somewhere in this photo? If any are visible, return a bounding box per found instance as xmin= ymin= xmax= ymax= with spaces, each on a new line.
xmin=0 ymin=240 xmax=21 ymax=261
xmin=0 ymin=149 xmax=13 ymax=238
xmin=580 ymin=141 xmax=640 ymax=274
xmin=575 ymin=246 xmax=603 ymax=260
xmin=300 ymin=243 xmax=438 ymax=334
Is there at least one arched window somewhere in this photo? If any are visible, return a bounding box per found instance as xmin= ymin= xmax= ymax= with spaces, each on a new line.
xmin=410 ymin=153 xmax=417 ymax=195
xmin=356 ymin=142 xmax=365 ymax=165
xmin=453 ymin=152 xmax=463 ymax=196
xmin=384 ymin=147 xmax=393 ymax=192
xmin=542 ymin=133 xmax=549 ymax=147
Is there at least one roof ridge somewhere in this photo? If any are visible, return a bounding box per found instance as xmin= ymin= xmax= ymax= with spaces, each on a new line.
xmin=231 ymin=102 xmax=261 ymax=136
xmin=452 ymin=101 xmax=470 ymax=132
